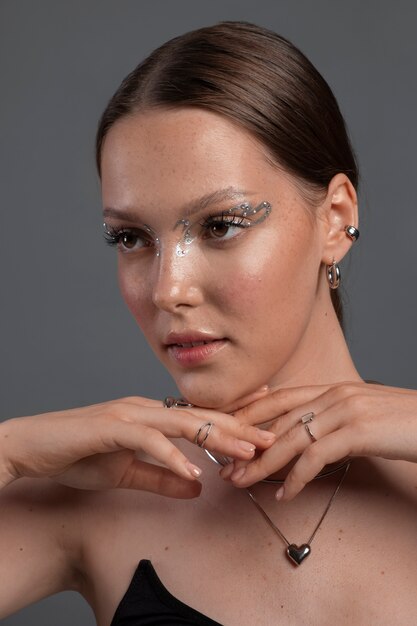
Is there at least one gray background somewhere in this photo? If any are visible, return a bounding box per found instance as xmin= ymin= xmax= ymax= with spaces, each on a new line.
xmin=1 ymin=0 xmax=416 ymax=624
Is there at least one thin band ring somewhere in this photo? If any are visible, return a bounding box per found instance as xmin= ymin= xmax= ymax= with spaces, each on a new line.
xmin=194 ymin=422 xmax=214 ymax=448
xmin=300 ymin=412 xmax=317 ymax=443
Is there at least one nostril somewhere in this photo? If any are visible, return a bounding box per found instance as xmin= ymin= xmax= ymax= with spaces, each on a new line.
xmin=152 ymin=283 xmax=202 ymax=311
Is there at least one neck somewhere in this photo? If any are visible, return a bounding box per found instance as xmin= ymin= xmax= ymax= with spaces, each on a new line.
xmin=239 ymin=285 xmax=362 ymax=482
xmin=267 ymin=285 xmax=362 ymax=389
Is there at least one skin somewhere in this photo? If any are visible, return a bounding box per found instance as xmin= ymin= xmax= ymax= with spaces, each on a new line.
xmin=101 ymin=106 xmax=363 ymax=414
xmin=0 ymin=105 xmax=416 ymax=625
xmin=97 ymin=111 xmax=417 ymax=623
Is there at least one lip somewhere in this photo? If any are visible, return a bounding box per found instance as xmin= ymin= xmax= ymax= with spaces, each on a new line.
xmin=164 ymin=330 xmax=224 ymax=346
xmin=167 ymin=339 xmax=228 ymax=367
xmin=164 ymin=330 xmax=228 ymax=367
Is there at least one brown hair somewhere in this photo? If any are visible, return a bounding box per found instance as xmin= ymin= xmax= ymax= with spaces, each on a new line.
xmin=95 ymin=20 xmax=359 ymax=331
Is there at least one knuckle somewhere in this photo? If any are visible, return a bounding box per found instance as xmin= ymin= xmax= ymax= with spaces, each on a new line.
xmin=109 ymin=402 xmax=137 ymax=424
xmin=302 ymin=442 xmax=320 ymax=464
xmin=270 ymin=414 xmax=291 ymax=436
xmin=107 ymin=401 xmax=130 ymax=417
xmin=236 ymin=405 xmax=250 ymax=421
xmin=334 ymin=383 xmax=360 ymax=401
xmin=271 ymin=387 xmax=290 ymax=408
xmin=164 ymin=444 xmax=181 ymax=465
xmin=343 ymin=393 xmax=365 ymax=413
xmin=120 ymin=395 xmax=145 ymax=404
xmin=349 ymin=416 xmax=370 ymax=438
xmin=145 ymin=426 xmax=164 ymax=443
xmin=240 ymin=422 xmax=258 ymax=438
xmin=281 ymin=425 xmax=299 ymax=445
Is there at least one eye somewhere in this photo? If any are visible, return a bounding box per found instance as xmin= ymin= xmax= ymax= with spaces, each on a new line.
xmin=103 ymin=225 xmax=153 ymax=253
xmin=201 ymin=214 xmax=249 ymax=241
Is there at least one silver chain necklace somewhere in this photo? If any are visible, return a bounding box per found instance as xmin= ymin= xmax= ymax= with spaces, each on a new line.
xmin=205 ymin=450 xmax=351 ymax=566
xmin=245 ymin=462 xmax=351 ymax=565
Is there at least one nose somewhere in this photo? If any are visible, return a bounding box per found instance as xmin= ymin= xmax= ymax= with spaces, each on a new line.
xmin=151 ymin=248 xmax=204 ymax=312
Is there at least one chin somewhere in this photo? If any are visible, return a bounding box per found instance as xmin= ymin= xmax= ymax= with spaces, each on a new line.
xmin=179 ymin=390 xmax=230 ymax=410
xmin=176 ymin=379 xmax=239 ymax=411
xmin=176 ymin=374 xmax=258 ymax=413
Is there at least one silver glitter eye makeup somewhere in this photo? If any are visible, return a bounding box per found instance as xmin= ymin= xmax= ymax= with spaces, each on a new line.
xmin=103 ymin=222 xmax=161 ymax=256
xmin=103 ymin=201 xmax=272 ymax=258
xmin=174 ymin=200 xmax=272 ymax=256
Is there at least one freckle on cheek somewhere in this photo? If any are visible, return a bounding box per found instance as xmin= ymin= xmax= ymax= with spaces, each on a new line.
xmin=220 ymin=273 xmax=261 ymax=309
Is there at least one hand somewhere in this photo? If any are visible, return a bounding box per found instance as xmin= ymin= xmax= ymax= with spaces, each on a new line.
xmin=0 ymin=394 xmax=275 ymax=499
xmin=219 ymin=380 xmax=417 ymax=500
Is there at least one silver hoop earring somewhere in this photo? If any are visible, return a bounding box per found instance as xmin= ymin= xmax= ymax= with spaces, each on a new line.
xmin=327 ymin=258 xmax=341 ymax=289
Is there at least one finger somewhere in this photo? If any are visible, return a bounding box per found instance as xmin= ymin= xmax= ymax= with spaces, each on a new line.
xmin=233 ymin=383 xmax=340 ymax=426
xmin=118 ymin=404 xmax=276 ymax=457
xmin=118 ymin=458 xmax=202 ymax=499
xmin=106 ymin=421 xmax=204 ymax=481
xmin=219 ymin=448 xmax=263 ymax=481
xmin=180 ymin=412 xmax=276 ymax=459
xmin=229 ymin=420 xmax=312 ymax=487
xmin=168 ymin=404 xmax=277 ymax=450
xmin=279 ymin=430 xmax=352 ymax=501
xmin=232 ymin=379 xmax=398 ymax=427
xmin=219 ymin=461 xmax=235 ymax=480
xmin=232 ymin=402 xmax=351 ymax=485
xmin=220 ymin=458 xmax=248 ymax=481
xmin=266 ymin=398 xmax=345 ymax=441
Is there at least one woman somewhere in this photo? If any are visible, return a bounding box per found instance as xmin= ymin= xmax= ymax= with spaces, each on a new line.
xmin=1 ymin=20 xmax=416 ymax=625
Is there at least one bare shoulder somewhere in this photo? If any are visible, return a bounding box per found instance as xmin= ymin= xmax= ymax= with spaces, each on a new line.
xmin=0 ymin=476 xmax=91 ymax=571
xmin=72 ymin=484 xmax=198 ymax=622
xmin=0 ymin=477 xmax=89 ymax=618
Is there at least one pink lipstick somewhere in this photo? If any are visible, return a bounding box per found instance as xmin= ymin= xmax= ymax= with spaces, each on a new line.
xmin=164 ymin=331 xmax=228 ymax=366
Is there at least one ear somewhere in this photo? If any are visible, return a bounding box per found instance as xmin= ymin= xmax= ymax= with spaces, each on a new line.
xmin=318 ymin=173 xmax=359 ymax=265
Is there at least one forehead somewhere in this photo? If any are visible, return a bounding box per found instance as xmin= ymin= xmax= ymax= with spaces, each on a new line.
xmin=100 ymin=108 xmax=279 ymax=210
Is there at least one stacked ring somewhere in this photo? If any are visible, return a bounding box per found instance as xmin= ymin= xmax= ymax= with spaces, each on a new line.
xmin=194 ymin=422 xmax=214 ymax=448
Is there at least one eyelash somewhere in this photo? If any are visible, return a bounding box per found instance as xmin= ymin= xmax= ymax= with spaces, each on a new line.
xmin=103 ymin=226 xmax=152 ymax=249
xmin=103 ymin=212 xmax=250 ymax=251
xmin=200 ymin=212 xmax=248 ymax=234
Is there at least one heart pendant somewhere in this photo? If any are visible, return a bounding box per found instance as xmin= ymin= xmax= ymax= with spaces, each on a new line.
xmin=286 ymin=543 xmax=311 ymax=566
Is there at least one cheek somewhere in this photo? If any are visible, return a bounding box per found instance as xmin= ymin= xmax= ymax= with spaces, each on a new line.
xmin=212 ymin=229 xmax=319 ymax=339
xmin=117 ymin=262 xmax=154 ymax=331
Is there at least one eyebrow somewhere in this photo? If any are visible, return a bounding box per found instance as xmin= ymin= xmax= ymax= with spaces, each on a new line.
xmin=102 ymin=186 xmax=258 ymax=222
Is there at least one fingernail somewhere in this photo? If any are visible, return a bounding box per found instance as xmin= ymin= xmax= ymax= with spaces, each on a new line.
xmin=231 ymin=467 xmax=247 ymax=481
xmin=275 ymin=486 xmax=284 ymax=501
xmin=220 ymin=463 xmax=234 ymax=479
xmin=257 ymin=429 xmax=276 ymax=441
xmin=238 ymin=441 xmax=256 ymax=453
xmin=185 ymin=461 xmax=202 ymax=478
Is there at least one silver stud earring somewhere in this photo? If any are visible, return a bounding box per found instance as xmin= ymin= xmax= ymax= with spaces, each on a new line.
xmin=345 ymin=225 xmax=360 ymax=242
xmin=327 ymin=257 xmax=341 ymax=289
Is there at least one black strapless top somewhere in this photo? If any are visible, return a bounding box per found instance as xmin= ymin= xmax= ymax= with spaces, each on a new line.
xmin=110 ymin=559 xmax=223 ymax=625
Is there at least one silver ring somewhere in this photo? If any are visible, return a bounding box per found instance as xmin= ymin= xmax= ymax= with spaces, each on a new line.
xmin=163 ymin=396 xmax=194 ymax=408
xmin=300 ymin=412 xmax=317 ymax=443
xmin=194 ymin=422 xmax=214 ymax=448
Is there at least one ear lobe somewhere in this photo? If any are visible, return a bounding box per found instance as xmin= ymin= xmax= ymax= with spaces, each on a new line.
xmin=321 ymin=173 xmax=359 ymax=265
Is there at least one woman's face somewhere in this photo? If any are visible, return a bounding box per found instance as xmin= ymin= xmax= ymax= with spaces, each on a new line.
xmin=100 ymin=107 xmax=326 ymax=409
